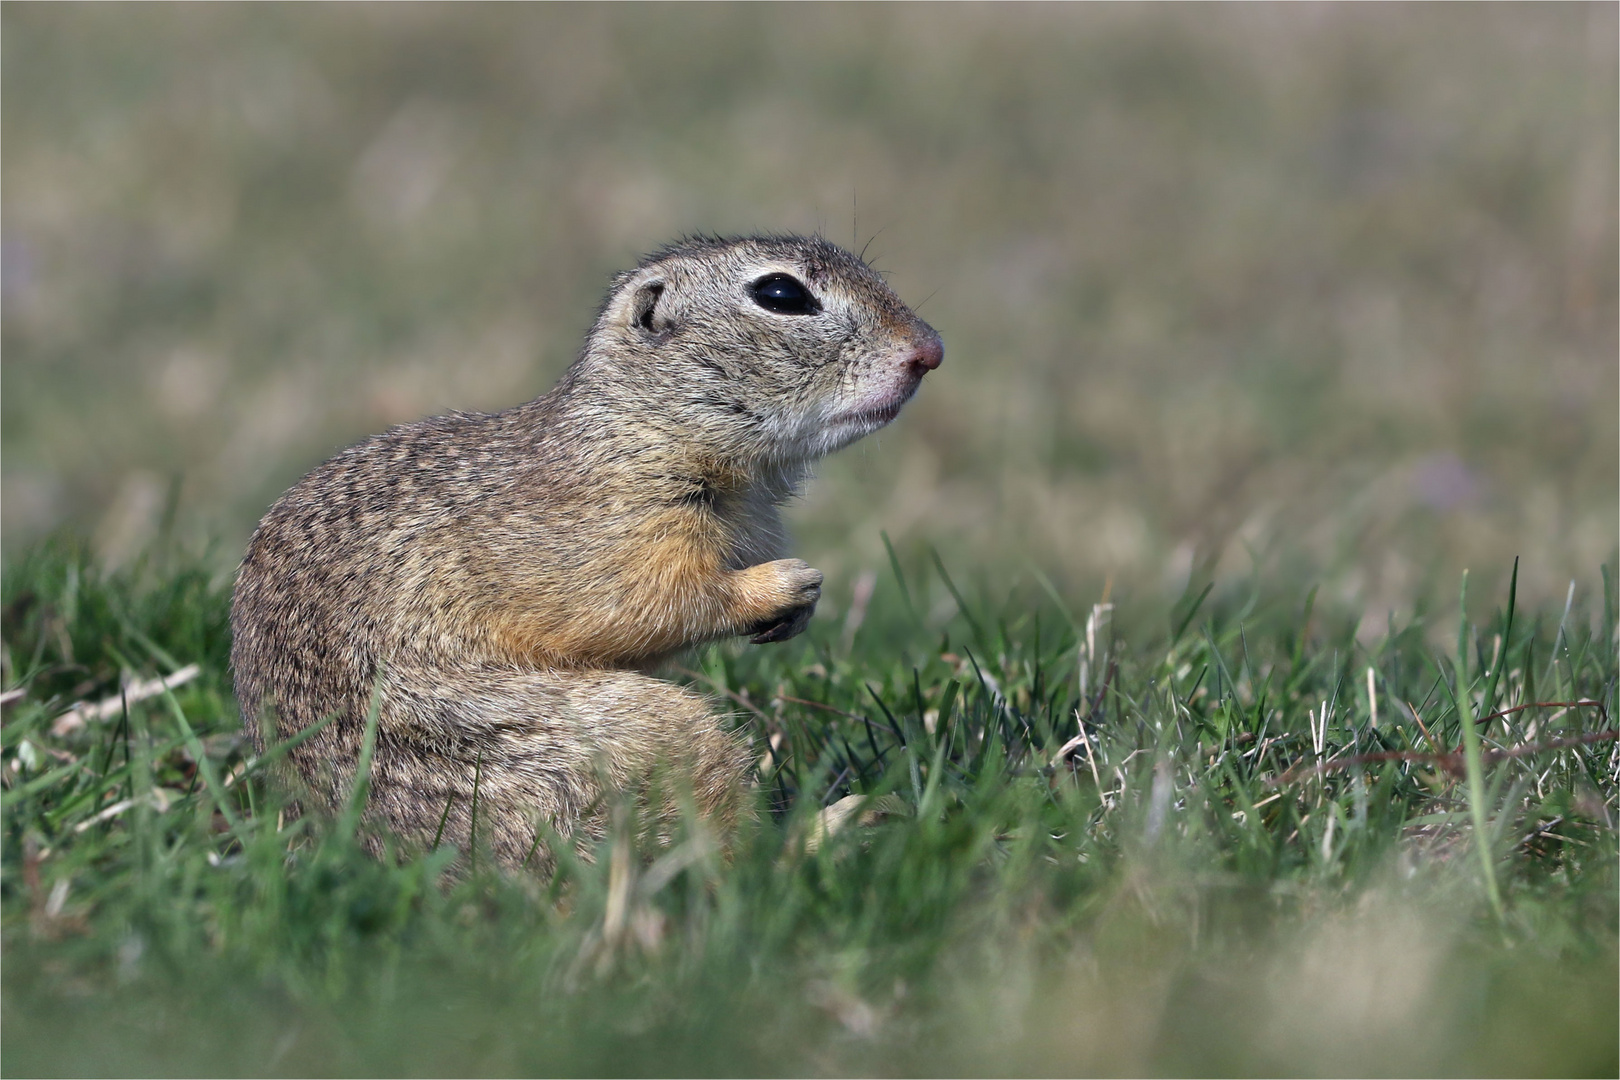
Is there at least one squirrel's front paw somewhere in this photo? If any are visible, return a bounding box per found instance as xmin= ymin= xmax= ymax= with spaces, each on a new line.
xmin=748 ymin=559 xmax=822 ymax=644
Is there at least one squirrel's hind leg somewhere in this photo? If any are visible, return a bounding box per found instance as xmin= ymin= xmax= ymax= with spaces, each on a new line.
xmin=366 ymin=669 xmax=755 ymax=873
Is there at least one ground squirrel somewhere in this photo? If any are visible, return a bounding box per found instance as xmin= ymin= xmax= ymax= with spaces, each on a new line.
xmin=230 ymin=234 xmax=943 ymax=870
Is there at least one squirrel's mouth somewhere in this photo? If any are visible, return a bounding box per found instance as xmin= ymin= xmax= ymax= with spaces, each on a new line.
xmin=824 ymin=401 xmax=904 ymax=440
xmin=845 ymin=401 xmax=904 ymax=427
xmin=808 ymin=379 xmax=922 ymax=455
xmin=831 ymin=386 xmax=915 ymax=432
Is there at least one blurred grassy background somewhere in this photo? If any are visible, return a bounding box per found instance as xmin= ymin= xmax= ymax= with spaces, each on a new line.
xmin=4 ymin=3 xmax=1615 ymax=618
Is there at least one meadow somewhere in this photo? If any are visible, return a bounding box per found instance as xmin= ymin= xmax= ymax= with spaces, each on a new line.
xmin=2 ymin=5 xmax=1617 ymax=1076
xmin=2 ymin=541 xmax=1617 ymax=1075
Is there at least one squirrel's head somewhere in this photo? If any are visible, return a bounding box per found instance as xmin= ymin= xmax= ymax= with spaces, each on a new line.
xmin=577 ymin=235 xmax=943 ymax=465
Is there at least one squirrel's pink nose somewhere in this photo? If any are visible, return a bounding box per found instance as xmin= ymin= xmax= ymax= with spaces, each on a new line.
xmin=906 ymin=330 xmax=944 ymax=375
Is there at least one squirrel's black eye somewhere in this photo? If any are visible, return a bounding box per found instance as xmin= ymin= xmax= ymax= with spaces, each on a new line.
xmin=751 ymin=274 xmax=821 ymax=316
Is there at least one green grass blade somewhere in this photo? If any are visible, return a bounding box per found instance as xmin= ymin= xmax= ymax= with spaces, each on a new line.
xmin=333 ymin=679 xmax=384 ymax=845
xmin=162 ymin=686 xmax=244 ymax=841
xmin=881 ymin=531 xmax=917 ymax=623
xmin=1454 ymin=571 xmax=1505 ymax=923
xmin=1479 ymin=556 xmax=1518 ymax=723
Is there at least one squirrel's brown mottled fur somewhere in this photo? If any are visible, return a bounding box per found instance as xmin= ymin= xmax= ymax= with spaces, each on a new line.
xmin=229 ymin=235 xmax=943 ymax=870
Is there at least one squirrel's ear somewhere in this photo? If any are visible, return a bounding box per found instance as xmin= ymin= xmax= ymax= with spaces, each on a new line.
xmin=620 ymin=278 xmax=668 ymax=336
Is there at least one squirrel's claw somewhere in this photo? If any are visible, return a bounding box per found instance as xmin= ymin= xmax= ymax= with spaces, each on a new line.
xmin=749 ymin=602 xmax=816 ymax=644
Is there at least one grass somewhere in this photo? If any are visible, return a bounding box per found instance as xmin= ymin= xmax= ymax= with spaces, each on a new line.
xmin=2 ymin=540 xmax=1615 ymax=1076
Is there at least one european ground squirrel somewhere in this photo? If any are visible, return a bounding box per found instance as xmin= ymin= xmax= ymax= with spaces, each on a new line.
xmin=230 ymin=235 xmax=943 ymax=870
